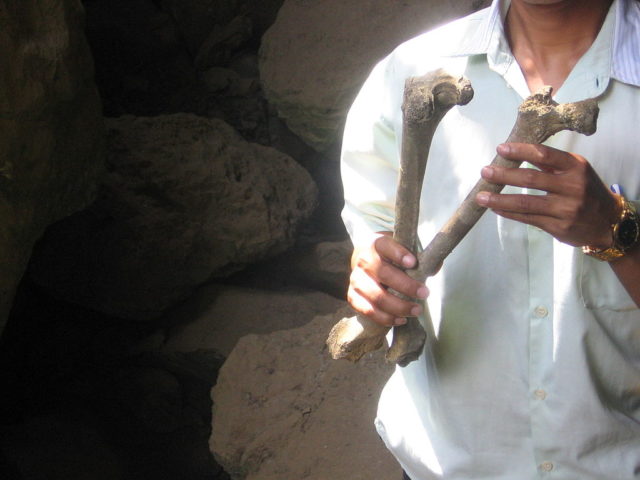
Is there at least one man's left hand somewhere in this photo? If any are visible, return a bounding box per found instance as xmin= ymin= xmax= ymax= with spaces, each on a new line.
xmin=475 ymin=142 xmax=620 ymax=249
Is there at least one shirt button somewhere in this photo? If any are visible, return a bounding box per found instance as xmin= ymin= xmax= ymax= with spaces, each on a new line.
xmin=540 ymin=461 xmax=554 ymax=472
xmin=534 ymin=389 xmax=547 ymax=400
xmin=534 ymin=306 xmax=549 ymax=318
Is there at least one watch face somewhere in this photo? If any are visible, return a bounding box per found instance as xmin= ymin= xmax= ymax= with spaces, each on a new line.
xmin=618 ymin=215 xmax=640 ymax=249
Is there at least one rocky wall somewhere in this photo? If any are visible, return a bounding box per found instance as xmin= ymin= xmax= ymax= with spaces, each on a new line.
xmin=260 ymin=0 xmax=491 ymax=151
xmin=28 ymin=114 xmax=318 ymax=320
xmin=0 ymin=1 xmax=491 ymax=479
xmin=0 ymin=0 xmax=105 ymax=334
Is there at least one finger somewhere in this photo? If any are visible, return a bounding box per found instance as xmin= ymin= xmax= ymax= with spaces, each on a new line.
xmin=498 ymin=142 xmax=576 ymax=173
xmin=353 ymin=239 xmax=427 ymax=300
xmin=492 ymin=209 xmax=554 ymax=231
xmin=348 ymin=269 xmax=423 ymax=326
xmin=370 ymin=258 xmax=429 ymax=300
xmin=351 ymin=265 xmax=427 ymax=312
xmin=347 ymin=288 xmax=402 ymax=327
xmin=493 ymin=210 xmax=585 ymax=246
xmin=481 ymin=165 xmax=565 ymax=195
xmin=475 ymin=191 xmax=563 ymax=218
xmin=375 ymin=234 xmax=417 ymax=269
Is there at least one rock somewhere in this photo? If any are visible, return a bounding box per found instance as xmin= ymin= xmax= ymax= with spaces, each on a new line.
xmin=201 ymin=66 xmax=259 ymax=97
xmin=228 ymin=52 xmax=260 ymax=79
xmin=0 ymin=414 xmax=125 ymax=480
xmin=0 ymin=0 xmax=105 ymax=335
xmin=84 ymin=0 xmax=197 ymax=116
xmin=228 ymin=77 xmax=260 ymax=97
xmin=298 ymin=239 xmax=352 ymax=294
xmin=205 ymin=93 xmax=272 ymax=145
xmin=112 ymin=366 xmax=187 ymax=434
xmin=160 ymin=0 xmax=283 ymax=54
xmin=222 ymin=239 xmax=352 ymax=298
xmin=146 ymin=284 xmax=346 ymax=357
xmin=161 ymin=0 xmax=241 ymax=55
xmin=201 ymin=67 xmax=240 ymax=92
xmin=122 ymin=285 xmax=346 ymax=477
xmin=237 ymin=0 xmax=283 ymax=42
xmin=29 ymin=114 xmax=318 ymax=320
xmin=259 ymin=0 xmax=491 ymax=151
xmin=195 ymin=15 xmax=253 ymax=71
xmin=210 ymin=307 xmax=398 ymax=480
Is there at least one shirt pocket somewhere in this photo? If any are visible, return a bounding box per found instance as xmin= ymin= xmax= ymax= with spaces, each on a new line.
xmin=579 ymin=254 xmax=639 ymax=312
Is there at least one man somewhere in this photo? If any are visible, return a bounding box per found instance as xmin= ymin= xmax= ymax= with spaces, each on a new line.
xmin=341 ymin=0 xmax=640 ymax=478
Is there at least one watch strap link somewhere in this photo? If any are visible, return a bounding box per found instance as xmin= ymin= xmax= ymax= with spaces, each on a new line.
xmin=582 ymin=194 xmax=639 ymax=262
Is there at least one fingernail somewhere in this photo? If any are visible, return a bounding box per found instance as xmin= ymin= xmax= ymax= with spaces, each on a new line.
xmin=481 ymin=166 xmax=494 ymax=179
xmin=476 ymin=192 xmax=490 ymax=206
xmin=416 ymin=286 xmax=428 ymax=299
xmin=410 ymin=305 xmax=422 ymax=316
xmin=497 ymin=143 xmax=510 ymax=156
xmin=402 ymin=254 xmax=415 ymax=268
xmin=394 ymin=317 xmax=407 ymax=326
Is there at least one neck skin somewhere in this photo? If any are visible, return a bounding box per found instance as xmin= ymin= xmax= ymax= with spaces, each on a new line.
xmin=505 ymin=0 xmax=613 ymax=94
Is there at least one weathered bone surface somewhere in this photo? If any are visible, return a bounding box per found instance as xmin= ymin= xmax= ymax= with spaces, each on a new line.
xmin=328 ymin=85 xmax=599 ymax=365
xmin=327 ymin=69 xmax=474 ymax=364
xmin=416 ymin=87 xmax=599 ymax=281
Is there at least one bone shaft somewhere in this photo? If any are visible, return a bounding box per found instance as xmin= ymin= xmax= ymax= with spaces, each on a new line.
xmin=327 ymin=87 xmax=597 ymax=365
xmin=395 ymin=122 xmax=435 ymax=250
xmin=394 ymin=77 xmax=448 ymax=252
xmin=388 ymin=74 xmax=472 ymax=365
xmin=416 ymin=127 xmax=552 ymax=279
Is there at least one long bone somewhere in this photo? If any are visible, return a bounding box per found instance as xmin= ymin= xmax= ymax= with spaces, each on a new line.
xmin=415 ymin=86 xmax=599 ymax=281
xmin=327 ymin=86 xmax=599 ymax=365
xmin=327 ymin=69 xmax=474 ymax=364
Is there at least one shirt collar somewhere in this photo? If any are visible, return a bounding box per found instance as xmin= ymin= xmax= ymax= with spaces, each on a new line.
xmin=448 ymin=0 xmax=640 ymax=87
xmin=612 ymin=0 xmax=640 ymax=85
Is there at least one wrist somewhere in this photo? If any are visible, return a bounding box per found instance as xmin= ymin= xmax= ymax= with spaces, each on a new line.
xmin=582 ymin=194 xmax=640 ymax=261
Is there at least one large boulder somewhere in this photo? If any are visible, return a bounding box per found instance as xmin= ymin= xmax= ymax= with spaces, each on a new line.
xmin=259 ymin=0 xmax=490 ymax=151
xmin=29 ymin=114 xmax=318 ymax=320
xmin=151 ymin=284 xmax=346 ymax=357
xmin=211 ymin=307 xmax=399 ymax=480
xmin=160 ymin=0 xmax=241 ymax=55
xmin=0 ymin=0 xmax=105 ymax=335
xmin=83 ymin=0 xmax=198 ymax=116
xmin=221 ymin=239 xmax=353 ymax=298
xmin=126 ymin=285 xmax=347 ymax=477
xmin=0 ymin=414 xmax=124 ymax=480
xmin=160 ymin=0 xmax=284 ymax=56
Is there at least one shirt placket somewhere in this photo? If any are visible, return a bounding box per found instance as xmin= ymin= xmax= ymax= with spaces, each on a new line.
xmin=526 ymin=219 xmax=556 ymax=476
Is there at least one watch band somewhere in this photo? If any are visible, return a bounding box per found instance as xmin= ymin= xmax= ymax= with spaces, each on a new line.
xmin=582 ymin=194 xmax=640 ymax=262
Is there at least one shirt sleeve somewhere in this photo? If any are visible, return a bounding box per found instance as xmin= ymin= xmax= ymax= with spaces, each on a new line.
xmin=340 ymin=55 xmax=402 ymax=248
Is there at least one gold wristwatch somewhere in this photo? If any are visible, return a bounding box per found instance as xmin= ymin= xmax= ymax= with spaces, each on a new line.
xmin=582 ymin=194 xmax=640 ymax=261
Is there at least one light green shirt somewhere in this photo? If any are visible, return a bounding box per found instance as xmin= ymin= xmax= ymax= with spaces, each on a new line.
xmin=341 ymin=1 xmax=640 ymax=478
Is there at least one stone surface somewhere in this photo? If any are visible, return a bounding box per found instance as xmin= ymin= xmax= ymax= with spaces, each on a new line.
xmin=84 ymin=0 xmax=198 ymax=116
xmin=202 ymin=67 xmax=241 ymax=93
xmin=297 ymin=239 xmax=352 ymax=295
xmin=239 ymin=0 xmax=284 ymax=45
xmin=0 ymin=0 xmax=105 ymax=335
xmin=195 ymin=15 xmax=254 ymax=70
xmin=142 ymin=284 xmax=345 ymax=357
xmin=161 ymin=0 xmax=241 ymax=55
xmin=259 ymin=0 xmax=490 ymax=151
xmin=0 ymin=277 xmax=230 ymax=479
xmin=29 ymin=114 xmax=318 ymax=320
xmin=0 ymin=414 xmax=125 ymax=480
xmin=161 ymin=0 xmax=283 ymax=55
xmin=210 ymin=238 xmax=352 ymax=304
xmin=210 ymin=307 xmax=399 ymax=480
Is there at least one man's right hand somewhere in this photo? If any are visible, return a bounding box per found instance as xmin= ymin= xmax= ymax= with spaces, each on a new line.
xmin=347 ymin=232 xmax=429 ymax=327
